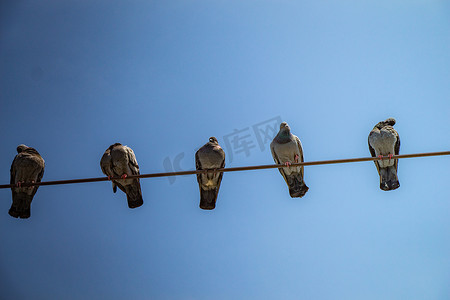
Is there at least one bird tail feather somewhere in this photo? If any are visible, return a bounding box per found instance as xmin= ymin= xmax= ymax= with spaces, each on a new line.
xmin=9 ymin=193 xmax=33 ymax=219
xmin=379 ymin=166 xmax=400 ymax=191
xmin=287 ymin=175 xmax=309 ymax=198
xmin=125 ymin=181 xmax=143 ymax=209
xmin=200 ymin=189 xmax=218 ymax=210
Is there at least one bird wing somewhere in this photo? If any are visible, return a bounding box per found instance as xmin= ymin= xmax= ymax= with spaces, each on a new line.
xmin=195 ymin=149 xmax=203 ymax=186
xmin=214 ymin=148 xmax=226 ymax=192
xmin=100 ymin=149 xmax=119 ymax=192
xmin=125 ymin=146 xmax=140 ymax=175
xmin=30 ymin=153 xmax=45 ymax=198
xmin=10 ymin=155 xmax=18 ymax=200
xmin=294 ymin=135 xmax=305 ymax=178
xmin=124 ymin=146 xmax=142 ymax=201
xmin=100 ymin=150 xmax=113 ymax=176
xmin=368 ymin=130 xmax=381 ymax=177
xmin=393 ymin=130 xmax=400 ymax=172
xmin=270 ymin=141 xmax=289 ymax=186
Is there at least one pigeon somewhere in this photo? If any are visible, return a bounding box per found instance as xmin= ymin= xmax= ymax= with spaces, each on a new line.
xmin=368 ymin=118 xmax=400 ymax=191
xmin=195 ymin=137 xmax=226 ymax=210
xmin=100 ymin=143 xmax=143 ymax=208
xmin=270 ymin=122 xmax=309 ymax=198
xmin=9 ymin=144 xmax=45 ymax=219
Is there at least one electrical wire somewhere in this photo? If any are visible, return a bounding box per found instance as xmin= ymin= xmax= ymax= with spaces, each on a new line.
xmin=0 ymin=151 xmax=448 ymax=189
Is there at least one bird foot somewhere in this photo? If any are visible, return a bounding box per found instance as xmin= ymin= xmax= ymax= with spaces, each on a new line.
xmin=388 ymin=154 xmax=394 ymax=162
xmin=121 ymin=174 xmax=128 ymax=179
xmin=294 ymin=154 xmax=299 ymax=163
xmin=29 ymin=180 xmax=35 ymax=190
xmin=16 ymin=181 xmax=22 ymax=188
xmin=284 ymin=162 xmax=292 ymax=167
xmin=378 ymin=155 xmax=383 ymax=161
xmin=107 ymin=176 xmax=112 ymax=180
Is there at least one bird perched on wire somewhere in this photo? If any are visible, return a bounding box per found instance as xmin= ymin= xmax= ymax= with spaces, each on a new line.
xmin=271 ymin=122 xmax=309 ymax=198
xmin=9 ymin=144 xmax=45 ymax=219
xmin=100 ymin=143 xmax=143 ymax=208
xmin=195 ymin=137 xmax=226 ymax=210
xmin=368 ymin=118 xmax=400 ymax=191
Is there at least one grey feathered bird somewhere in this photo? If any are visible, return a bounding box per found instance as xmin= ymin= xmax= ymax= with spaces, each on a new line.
xmin=368 ymin=118 xmax=400 ymax=191
xmin=100 ymin=143 xmax=143 ymax=208
xmin=271 ymin=122 xmax=309 ymax=198
xmin=9 ymin=144 xmax=45 ymax=219
xmin=195 ymin=137 xmax=226 ymax=210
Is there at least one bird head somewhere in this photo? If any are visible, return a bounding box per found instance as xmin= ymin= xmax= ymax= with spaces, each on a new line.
xmin=209 ymin=137 xmax=219 ymax=144
xmin=280 ymin=122 xmax=290 ymax=132
xmin=16 ymin=144 xmax=28 ymax=153
xmin=384 ymin=118 xmax=396 ymax=126
xmin=375 ymin=118 xmax=396 ymax=129
xmin=108 ymin=143 xmax=122 ymax=150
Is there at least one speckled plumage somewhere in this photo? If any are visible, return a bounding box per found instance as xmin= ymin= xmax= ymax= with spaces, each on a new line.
xmin=100 ymin=143 xmax=143 ymax=208
xmin=270 ymin=122 xmax=308 ymax=198
xmin=9 ymin=144 xmax=45 ymax=219
xmin=195 ymin=137 xmax=225 ymax=210
xmin=368 ymin=118 xmax=400 ymax=191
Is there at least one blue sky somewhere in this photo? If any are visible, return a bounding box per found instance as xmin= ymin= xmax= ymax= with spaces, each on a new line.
xmin=1 ymin=1 xmax=449 ymax=299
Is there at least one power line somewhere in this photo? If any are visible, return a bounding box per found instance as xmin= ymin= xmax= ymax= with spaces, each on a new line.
xmin=0 ymin=151 xmax=449 ymax=189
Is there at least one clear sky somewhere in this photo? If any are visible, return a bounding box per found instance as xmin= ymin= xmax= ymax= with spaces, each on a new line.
xmin=1 ymin=1 xmax=449 ymax=299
